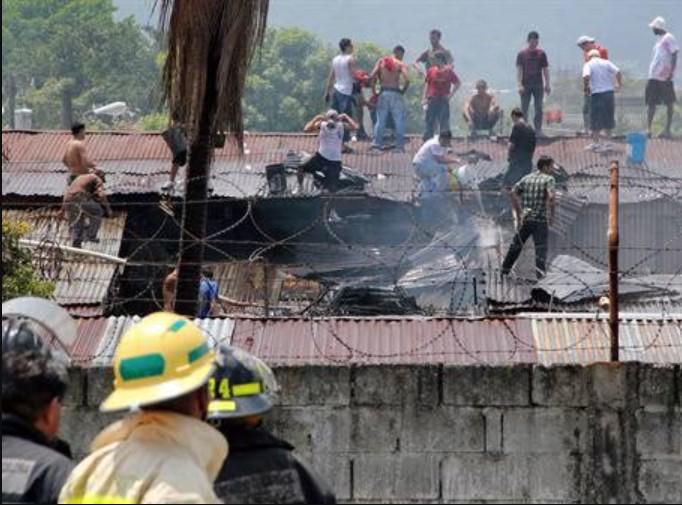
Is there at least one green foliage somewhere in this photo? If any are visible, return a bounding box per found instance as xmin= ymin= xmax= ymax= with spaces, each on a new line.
xmin=139 ymin=112 xmax=169 ymax=131
xmin=2 ymin=221 xmax=55 ymax=302
xmin=2 ymin=0 xmax=158 ymax=129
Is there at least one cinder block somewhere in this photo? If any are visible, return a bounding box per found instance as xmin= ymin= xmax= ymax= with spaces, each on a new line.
xmin=63 ymin=368 xmax=85 ymax=407
xmin=532 ymin=365 xmax=590 ymax=407
xmin=639 ymin=365 xmax=677 ymax=407
xmin=353 ymin=454 xmax=440 ymax=501
xmin=639 ymin=460 xmax=682 ymax=503
xmin=59 ymin=407 xmax=122 ymax=460
xmin=443 ymin=454 xmax=578 ymax=502
xmin=484 ymin=408 xmax=503 ymax=454
xmin=402 ymin=407 xmax=484 ymax=453
xmin=266 ymin=407 xmax=351 ymax=454
xmin=636 ymin=410 xmax=681 ymax=456
xmin=443 ymin=366 xmax=531 ymax=406
xmin=351 ymin=407 xmax=401 ymax=452
xmin=275 ymin=366 xmax=350 ymax=407
xmin=503 ymin=408 xmax=587 ymax=454
xmin=302 ymin=453 xmax=351 ymax=501
xmin=588 ymin=362 xmax=636 ymax=408
xmin=86 ymin=366 xmax=114 ymax=407
xmin=353 ymin=365 xmax=439 ymax=408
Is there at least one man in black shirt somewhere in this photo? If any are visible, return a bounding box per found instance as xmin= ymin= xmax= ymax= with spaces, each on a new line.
xmin=2 ymin=297 xmax=76 ymax=505
xmin=210 ymin=345 xmax=336 ymax=505
xmin=503 ymin=108 xmax=537 ymax=189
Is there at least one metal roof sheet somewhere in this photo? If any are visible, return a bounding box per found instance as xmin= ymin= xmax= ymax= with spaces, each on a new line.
xmin=71 ymin=314 xmax=681 ymax=367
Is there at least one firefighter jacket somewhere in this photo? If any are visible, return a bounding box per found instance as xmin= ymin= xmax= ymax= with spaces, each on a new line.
xmin=58 ymin=410 xmax=228 ymax=504
xmin=2 ymin=414 xmax=75 ymax=505
xmin=214 ymin=425 xmax=336 ymax=505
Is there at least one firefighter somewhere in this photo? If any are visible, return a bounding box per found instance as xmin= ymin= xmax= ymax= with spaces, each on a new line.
xmin=2 ymin=297 xmax=76 ymax=505
xmin=59 ymin=312 xmax=227 ymax=504
xmin=210 ymin=344 xmax=337 ymax=505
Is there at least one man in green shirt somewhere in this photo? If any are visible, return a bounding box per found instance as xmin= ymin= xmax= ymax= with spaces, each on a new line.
xmin=501 ymin=155 xmax=556 ymax=279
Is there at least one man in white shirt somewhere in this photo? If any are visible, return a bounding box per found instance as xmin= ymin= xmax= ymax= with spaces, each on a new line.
xmin=646 ymin=17 xmax=678 ymax=138
xmin=324 ymin=38 xmax=358 ymax=149
xmin=300 ymin=110 xmax=358 ymax=193
xmin=412 ymin=131 xmax=460 ymax=199
xmin=583 ymin=50 xmax=622 ymax=141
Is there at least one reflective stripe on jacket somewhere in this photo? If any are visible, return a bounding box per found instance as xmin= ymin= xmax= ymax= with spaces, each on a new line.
xmin=59 ymin=411 xmax=228 ymax=504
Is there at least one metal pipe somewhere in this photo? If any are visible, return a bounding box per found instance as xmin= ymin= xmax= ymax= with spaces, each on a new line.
xmin=608 ymin=160 xmax=619 ymax=362
xmin=19 ymin=239 xmax=127 ymax=265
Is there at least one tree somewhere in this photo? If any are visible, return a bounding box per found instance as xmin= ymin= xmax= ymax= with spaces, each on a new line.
xmin=2 ymin=222 xmax=55 ymax=302
xmin=159 ymin=0 xmax=269 ymax=317
xmin=2 ymin=0 xmax=158 ymax=129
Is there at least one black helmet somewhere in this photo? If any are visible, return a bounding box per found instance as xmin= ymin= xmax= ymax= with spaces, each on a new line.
xmin=2 ymin=297 xmax=76 ymax=362
xmin=207 ymin=344 xmax=279 ymax=421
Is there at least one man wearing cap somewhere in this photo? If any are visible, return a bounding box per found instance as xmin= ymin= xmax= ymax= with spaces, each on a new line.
xmin=59 ymin=312 xmax=227 ymax=504
xmin=583 ymin=49 xmax=622 ymax=143
xmin=646 ymin=17 xmax=678 ymax=138
xmin=2 ymin=298 xmax=77 ymax=505
xmin=301 ymin=110 xmax=358 ymax=193
xmin=576 ymin=36 xmax=609 ymax=133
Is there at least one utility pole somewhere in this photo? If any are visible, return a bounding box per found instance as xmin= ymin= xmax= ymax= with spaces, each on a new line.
xmin=608 ymin=160 xmax=619 ymax=362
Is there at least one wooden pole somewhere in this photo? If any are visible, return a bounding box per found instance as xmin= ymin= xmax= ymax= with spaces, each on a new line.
xmin=608 ymin=160 xmax=619 ymax=362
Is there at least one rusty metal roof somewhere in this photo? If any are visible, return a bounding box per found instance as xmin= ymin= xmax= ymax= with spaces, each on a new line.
xmin=2 ymin=209 xmax=126 ymax=314
xmin=5 ymin=131 xmax=679 ymax=204
xmin=71 ymin=314 xmax=681 ymax=367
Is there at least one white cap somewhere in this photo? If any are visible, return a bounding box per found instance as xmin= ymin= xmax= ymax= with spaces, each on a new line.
xmin=325 ymin=109 xmax=339 ymax=120
xmin=576 ymin=35 xmax=595 ymax=46
xmin=649 ymin=17 xmax=666 ymax=31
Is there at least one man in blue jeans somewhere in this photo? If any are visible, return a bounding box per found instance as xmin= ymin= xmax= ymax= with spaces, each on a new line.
xmin=370 ymin=45 xmax=410 ymax=152
xmin=422 ymin=51 xmax=461 ymax=141
xmin=325 ymin=38 xmax=358 ymax=150
xmin=516 ymin=31 xmax=551 ymax=135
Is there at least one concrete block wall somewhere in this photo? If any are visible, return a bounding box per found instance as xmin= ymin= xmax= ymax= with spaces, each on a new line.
xmin=62 ymin=363 xmax=681 ymax=504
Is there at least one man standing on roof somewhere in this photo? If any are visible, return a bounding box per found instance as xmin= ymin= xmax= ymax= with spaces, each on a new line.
xmin=503 ymin=108 xmax=536 ymax=190
xmin=62 ymin=122 xmax=97 ymax=185
xmin=324 ymin=38 xmax=358 ymax=151
xmin=646 ymin=17 xmax=678 ymax=138
xmin=59 ymin=312 xmax=227 ymax=504
xmin=2 ymin=297 xmax=76 ymax=505
xmin=300 ymin=110 xmax=358 ymax=193
xmin=413 ymin=29 xmax=454 ymax=75
xmin=62 ymin=168 xmax=112 ymax=248
xmin=516 ymin=31 xmax=551 ymax=135
xmin=210 ymin=344 xmax=337 ymax=504
xmin=369 ymin=45 xmax=410 ymax=153
xmin=583 ymin=49 xmax=622 ymax=144
xmin=463 ymin=79 xmax=502 ymax=136
xmin=161 ymin=113 xmax=188 ymax=192
xmin=576 ymin=36 xmax=609 ymax=134
xmin=422 ymin=52 xmax=461 ymax=141
xmin=501 ymin=155 xmax=556 ymax=279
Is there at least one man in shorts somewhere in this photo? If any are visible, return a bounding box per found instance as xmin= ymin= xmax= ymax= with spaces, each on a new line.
xmin=646 ymin=17 xmax=678 ymax=138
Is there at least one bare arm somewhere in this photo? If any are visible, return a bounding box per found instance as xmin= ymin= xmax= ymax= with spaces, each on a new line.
xmin=422 ymin=79 xmax=428 ymax=105
xmin=162 ymin=272 xmax=177 ymax=311
xmin=543 ymin=67 xmax=551 ymax=94
xmin=433 ymin=154 xmax=461 ymax=165
xmin=369 ymin=60 xmax=381 ymax=82
xmin=669 ymin=52 xmax=678 ymax=80
xmin=510 ymin=191 xmax=522 ymax=224
xmin=583 ymin=75 xmax=591 ymax=96
xmin=547 ymin=188 xmax=556 ymax=225
xmin=449 ymin=78 xmax=461 ymax=99
xmin=615 ymin=71 xmax=623 ymax=90
xmin=400 ymin=63 xmax=410 ymax=93
xmin=303 ymin=115 xmax=325 ymax=133
xmin=517 ymin=66 xmax=524 ymax=93
xmin=339 ymin=113 xmax=359 ymax=131
xmin=463 ymin=98 xmax=473 ymax=120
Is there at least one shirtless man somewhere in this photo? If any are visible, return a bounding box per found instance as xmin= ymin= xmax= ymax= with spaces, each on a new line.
xmin=370 ymin=45 xmax=410 ymax=152
xmin=463 ymin=79 xmax=502 ymax=135
xmin=62 ymin=123 xmax=96 ymax=184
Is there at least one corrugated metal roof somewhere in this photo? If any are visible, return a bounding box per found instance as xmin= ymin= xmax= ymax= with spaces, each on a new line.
xmin=2 ymin=209 xmax=126 ymax=313
xmin=5 ymin=131 xmax=679 ymax=204
xmin=72 ymin=314 xmax=681 ymax=367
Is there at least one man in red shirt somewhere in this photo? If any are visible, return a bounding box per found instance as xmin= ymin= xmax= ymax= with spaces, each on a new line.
xmin=516 ymin=31 xmax=550 ymax=134
xmin=422 ymin=51 xmax=461 ymax=141
xmin=577 ymin=36 xmax=609 ymax=134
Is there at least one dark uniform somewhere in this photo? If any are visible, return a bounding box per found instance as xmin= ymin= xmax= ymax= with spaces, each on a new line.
xmin=2 ymin=414 xmax=74 ymax=505
xmin=214 ymin=425 xmax=336 ymax=505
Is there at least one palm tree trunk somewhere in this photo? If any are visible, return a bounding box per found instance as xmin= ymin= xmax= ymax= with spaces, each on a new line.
xmin=174 ymin=54 xmax=217 ymax=317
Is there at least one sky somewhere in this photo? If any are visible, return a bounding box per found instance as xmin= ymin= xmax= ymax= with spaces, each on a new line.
xmin=114 ymin=0 xmax=678 ymax=90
